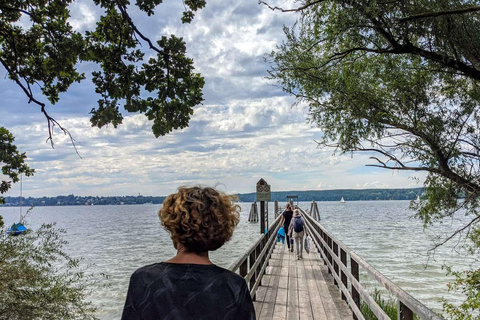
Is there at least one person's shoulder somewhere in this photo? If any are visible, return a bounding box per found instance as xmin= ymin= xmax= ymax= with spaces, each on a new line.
xmin=131 ymin=263 xmax=165 ymax=278
xmin=212 ymin=265 xmax=248 ymax=285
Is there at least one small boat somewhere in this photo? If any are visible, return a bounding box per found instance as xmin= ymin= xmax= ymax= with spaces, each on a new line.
xmin=340 ymin=197 xmax=346 ymax=203
xmin=7 ymin=222 xmax=27 ymax=236
xmin=6 ymin=174 xmax=28 ymax=236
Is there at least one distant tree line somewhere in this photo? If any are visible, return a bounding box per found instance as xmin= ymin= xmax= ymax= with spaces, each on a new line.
xmin=2 ymin=195 xmax=166 ymax=207
xmin=238 ymin=188 xmax=423 ymax=203
xmin=1 ymin=188 xmax=423 ymax=207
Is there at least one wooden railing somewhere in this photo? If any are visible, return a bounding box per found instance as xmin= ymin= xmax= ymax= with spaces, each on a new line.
xmin=229 ymin=214 xmax=282 ymax=300
xmin=298 ymin=206 xmax=443 ymax=320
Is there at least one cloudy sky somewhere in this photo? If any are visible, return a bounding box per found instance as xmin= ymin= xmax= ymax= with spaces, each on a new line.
xmin=1 ymin=0 xmax=426 ymax=197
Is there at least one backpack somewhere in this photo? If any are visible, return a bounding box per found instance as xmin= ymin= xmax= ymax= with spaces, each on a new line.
xmin=293 ymin=216 xmax=304 ymax=232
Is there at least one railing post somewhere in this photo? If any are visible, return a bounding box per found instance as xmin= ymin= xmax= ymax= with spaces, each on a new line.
xmin=327 ymin=235 xmax=333 ymax=275
xmin=249 ymin=249 xmax=256 ymax=300
xmin=340 ymin=248 xmax=347 ymax=301
xmin=333 ymin=241 xmax=339 ymax=287
xmin=351 ymin=258 xmax=360 ymax=320
xmin=240 ymin=259 xmax=248 ymax=278
xmin=398 ymin=301 xmax=414 ymax=320
xmin=320 ymin=229 xmax=326 ymax=265
xmin=263 ymin=233 xmax=269 ymax=275
xmin=240 ymin=258 xmax=249 ymax=297
xmin=256 ymin=239 xmax=263 ymax=281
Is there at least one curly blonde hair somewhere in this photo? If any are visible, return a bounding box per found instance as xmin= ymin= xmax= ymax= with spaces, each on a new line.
xmin=159 ymin=186 xmax=240 ymax=253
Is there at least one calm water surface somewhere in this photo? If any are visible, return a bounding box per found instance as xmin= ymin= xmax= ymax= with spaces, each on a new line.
xmin=1 ymin=201 xmax=475 ymax=319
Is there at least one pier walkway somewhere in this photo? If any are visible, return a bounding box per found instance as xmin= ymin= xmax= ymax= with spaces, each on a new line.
xmin=230 ymin=201 xmax=443 ymax=320
xmin=253 ymin=243 xmax=352 ymax=320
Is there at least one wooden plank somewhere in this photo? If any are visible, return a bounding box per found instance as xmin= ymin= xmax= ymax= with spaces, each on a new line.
xmin=272 ymin=245 xmax=289 ymax=320
xmin=286 ymin=246 xmax=299 ymax=320
xmin=297 ymin=256 xmax=314 ymax=320
xmin=254 ymin=273 xmax=271 ymax=317
xmin=313 ymin=251 xmax=353 ymax=320
xmin=258 ymin=245 xmax=284 ymax=320
xmin=307 ymin=251 xmax=343 ymax=320
xmin=303 ymin=252 xmax=328 ymax=320
xmin=256 ymin=239 xmax=353 ymax=320
xmin=253 ymin=257 xmax=279 ymax=317
xmin=253 ymin=250 xmax=278 ymax=318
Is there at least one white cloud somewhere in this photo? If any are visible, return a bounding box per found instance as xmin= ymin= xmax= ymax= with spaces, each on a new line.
xmin=69 ymin=2 xmax=97 ymax=31
xmin=1 ymin=0 xmax=426 ymax=198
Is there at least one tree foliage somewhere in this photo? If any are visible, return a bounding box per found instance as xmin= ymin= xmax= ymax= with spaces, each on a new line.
xmin=0 ymin=127 xmax=34 ymax=204
xmin=266 ymin=0 xmax=480 ymax=317
xmin=0 ymin=0 xmax=205 ymax=143
xmin=443 ymin=266 xmax=480 ymax=319
xmin=1 ymin=1 xmax=206 ymax=317
xmin=0 ymin=221 xmax=97 ymax=320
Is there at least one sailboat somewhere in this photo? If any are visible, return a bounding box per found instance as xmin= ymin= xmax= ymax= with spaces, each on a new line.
xmin=7 ymin=222 xmax=27 ymax=235
xmin=7 ymin=174 xmax=28 ymax=236
xmin=340 ymin=197 xmax=346 ymax=203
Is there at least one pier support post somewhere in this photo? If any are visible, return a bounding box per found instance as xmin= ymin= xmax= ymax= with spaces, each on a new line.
xmin=248 ymin=203 xmax=252 ymax=222
xmin=274 ymin=200 xmax=278 ymax=218
xmin=310 ymin=200 xmax=320 ymax=220
xmin=315 ymin=201 xmax=320 ymax=220
xmin=248 ymin=202 xmax=259 ymax=222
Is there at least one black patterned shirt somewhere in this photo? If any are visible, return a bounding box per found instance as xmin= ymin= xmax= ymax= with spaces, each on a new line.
xmin=121 ymin=262 xmax=256 ymax=320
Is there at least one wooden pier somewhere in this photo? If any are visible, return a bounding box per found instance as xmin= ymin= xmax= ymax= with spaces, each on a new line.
xmin=253 ymin=244 xmax=352 ymax=320
xmin=230 ymin=202 xmax=443 ymax=320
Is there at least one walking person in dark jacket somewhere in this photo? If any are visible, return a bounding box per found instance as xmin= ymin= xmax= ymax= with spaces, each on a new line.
xmin=122 ymin=186 xmax=256 ymax=320
xmin=280 ymin=203 xmax=294 ymax=252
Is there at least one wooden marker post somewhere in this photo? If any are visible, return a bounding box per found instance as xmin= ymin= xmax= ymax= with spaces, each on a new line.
xmin=256 ymin=178 xmax=271 ymax=234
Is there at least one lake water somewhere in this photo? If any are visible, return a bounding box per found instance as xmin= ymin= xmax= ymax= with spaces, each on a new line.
xmin=0 ymin=201 xmax=475 ymax=319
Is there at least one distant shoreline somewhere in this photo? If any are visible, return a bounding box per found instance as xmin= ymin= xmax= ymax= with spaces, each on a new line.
xmin=1 ymin=187 xmax=422 ymax=207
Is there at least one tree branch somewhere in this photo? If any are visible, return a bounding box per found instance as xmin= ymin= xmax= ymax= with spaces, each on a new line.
xmin=349 ymin=3 xmax=480 ymax=80
xmin=1 ymin=6 xmax=38 ymax=21
xmin=431 ymin=215 xmax=480 ymax=250
xmin=0 ymin=58 xmax=82 ymax=158
xmin=114 ymin=1 xmax=165 ymax=56
xmin=114 ymin=0 xmax=171 ymax=92
xmin=258 ymin=0 xmax=325 ymax=12
xmin=400 ymin=6 xmax=480 ymax=23
xmin=365 ymin=164 xmax=434 ymax=172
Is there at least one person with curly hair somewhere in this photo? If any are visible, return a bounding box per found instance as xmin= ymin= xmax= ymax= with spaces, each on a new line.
xmin=121 ymin=186 xmax=256 ymax=320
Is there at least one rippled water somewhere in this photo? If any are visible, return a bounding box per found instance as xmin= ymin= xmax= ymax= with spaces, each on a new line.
xmin=1 ymin=201 xmax=475 ymax=318
xmin=308 ymin=200 xmax=477 ymax=313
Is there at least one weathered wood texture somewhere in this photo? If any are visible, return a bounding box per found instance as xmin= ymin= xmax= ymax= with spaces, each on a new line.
xmin=253 ymin=243 xmax=352 ymax=320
